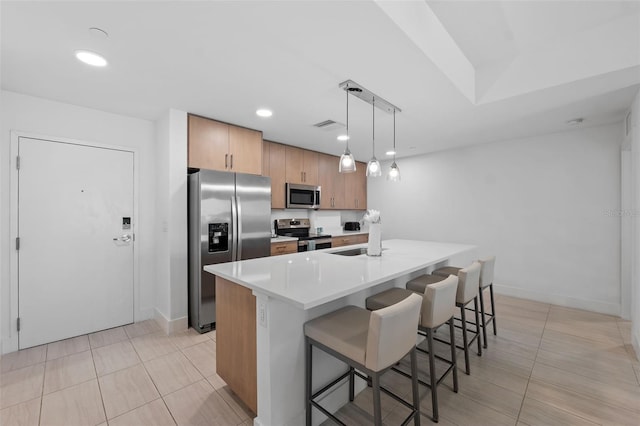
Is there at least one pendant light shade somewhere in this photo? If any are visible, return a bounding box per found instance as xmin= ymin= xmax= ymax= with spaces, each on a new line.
xmin=387 ymin=109 xmax=401 ymax=182
xmin=387 ymin=161 xmax=400 ymax=182
xmin=339 ymin=90 xmax=356 ymax=173
xmin=366 ymin=98 xmax=382 ymax=177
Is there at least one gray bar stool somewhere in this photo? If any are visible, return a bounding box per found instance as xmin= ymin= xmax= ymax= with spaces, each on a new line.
xmin=406 ymin=262 xmax=482 ymax=375
xmin=433 ymin=256 xmax=496 ymax=348
xmin=365 ymin=275 xmax=459 ymax=423
xmin=304 ymin=293 xmax=422 ymax=426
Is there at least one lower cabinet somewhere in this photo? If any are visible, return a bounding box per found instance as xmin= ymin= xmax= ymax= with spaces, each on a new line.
xmin=331 ymin=234 xmax=369 ymax=248
xmin=270 ymin=241 xmax=298 ymax=256
xmin=216 ymin=277 xmax=257 ymax=413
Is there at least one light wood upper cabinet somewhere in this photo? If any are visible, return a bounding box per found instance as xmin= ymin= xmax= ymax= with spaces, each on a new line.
xmin=229 ymin=125 xmax=263 ymax=174
xmin=285 ymin=146 xmax=318 ymax=185
xmin=188 ymin=114 xmax=263 ymax=175
xmin=188 ymin=115 xmax=229 ymax=171
xmin=318 ymin=153 xmax=344 ymax=209
xmin=344 ymin=162 xmax=367 ymax=210
xmin=263 ymin=141 xmax=286 ymax=209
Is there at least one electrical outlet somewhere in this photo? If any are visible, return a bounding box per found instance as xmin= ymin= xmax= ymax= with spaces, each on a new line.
xmin=259 ymin=302 xmax=267 ymax=327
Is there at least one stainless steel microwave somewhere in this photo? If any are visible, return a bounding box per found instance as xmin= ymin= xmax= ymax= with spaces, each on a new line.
xmin=286 ymin=183 xmax=321 ymax=209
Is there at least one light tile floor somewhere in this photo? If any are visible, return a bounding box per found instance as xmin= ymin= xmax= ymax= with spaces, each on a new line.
xmin=0 ymin=323 xmax=253 ymax=426
xmin=0 ymin=294 xmax=638 ymax=425
xmin=324 ymin=294 xmax=640 ymax=425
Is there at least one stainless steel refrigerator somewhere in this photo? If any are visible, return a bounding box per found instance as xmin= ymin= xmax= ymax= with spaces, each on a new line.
xmin=188 ymin=169 xmax=271 ymax=333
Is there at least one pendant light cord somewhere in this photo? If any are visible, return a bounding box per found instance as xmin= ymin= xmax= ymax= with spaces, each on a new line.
xmin=393 ymin=109 xmax=396 ymax=161
xmin=346 ymin=90 xmax=350 ymax=150
xmin=372 ymin=97 xmax=375 ymax=156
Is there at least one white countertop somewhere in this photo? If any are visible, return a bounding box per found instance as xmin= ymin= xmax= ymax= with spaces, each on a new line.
xmin=270 ymin=236 xmax=298 ymax=243
xmin=205 ymin=239 xmax=476 ymax=310
xmin=329 ymin=229 xmax=369 ymax=237
xmin=270 ymin=230 xmax=368 ymax=243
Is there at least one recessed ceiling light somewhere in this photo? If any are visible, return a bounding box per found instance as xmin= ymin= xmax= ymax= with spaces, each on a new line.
xmin=256 ymin=109 xmax=273 ymax=117
xmin=566 ymin=118 xmax=584 ymax=125
xmin=75 ymin=50 xmax=107 ymax=67
xmin=337 ymin=135 xmax=349 ymax=141
xmin=385 ymin=150 xmax=396 ymax=156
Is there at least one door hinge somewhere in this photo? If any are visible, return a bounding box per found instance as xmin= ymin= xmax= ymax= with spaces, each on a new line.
xmin=17 ymin=317 xmax=21 ymax=332
xmin=15 ymin=237 xmax=20 ymax=250
xmin=16 ymin=155 xmax=20 ymax=170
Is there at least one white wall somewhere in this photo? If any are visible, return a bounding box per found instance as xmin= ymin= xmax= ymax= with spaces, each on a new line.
xmin=629 ymin=89 xmax=640 ymax=358
xmin=369 ymin=123 xmax=623 ymax=315
xmin=154 ymin=110 xmax=188 ymax=333
xmin=0 ymin=91 xmax=157 ymax=353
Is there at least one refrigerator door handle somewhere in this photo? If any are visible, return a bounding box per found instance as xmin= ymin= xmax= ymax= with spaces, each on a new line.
xmin=236 ymin=195 xmax=243 ymax=259
xmin=231 ymin=195 xmax=238 ymax=261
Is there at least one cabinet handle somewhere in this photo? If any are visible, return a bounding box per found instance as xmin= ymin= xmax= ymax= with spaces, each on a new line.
xmin=230 ymin=154 xmax=233 ymax=169
xmin=225 ymin=154 xmax=228 ymax=169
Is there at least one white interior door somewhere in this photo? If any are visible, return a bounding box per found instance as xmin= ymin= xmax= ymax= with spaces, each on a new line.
xmin=18 ymin=137 xmax=134 ymax=349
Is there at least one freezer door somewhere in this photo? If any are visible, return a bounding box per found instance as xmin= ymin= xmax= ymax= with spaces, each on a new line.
xmin=188 ymin=169 xmax=236 ymax=330
xmin=235 ymin=173 xmax=271 ymax=260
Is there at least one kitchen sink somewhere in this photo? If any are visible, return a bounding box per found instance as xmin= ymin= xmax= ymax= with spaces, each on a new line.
xmin=330 ymin=247 xmax=386 ymax=256
xmin=330 ymin=247 xmax=368 ymax=256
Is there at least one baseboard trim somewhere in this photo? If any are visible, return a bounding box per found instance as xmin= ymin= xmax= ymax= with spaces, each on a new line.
xmin=633 ymin=330 xmax=640 ymax=362
xmin=494 ymin=284 xmax=621 ymax=317
xmin=154 ymin=308 xmax=188 ymax=335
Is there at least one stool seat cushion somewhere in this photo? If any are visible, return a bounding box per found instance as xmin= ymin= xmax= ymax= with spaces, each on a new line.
xmin=304 ymin=306 xmax=370 ymax=366
xmin=406 ymin=274 xmax=446 ymax=294
xmin=366 ymin=288 xmax=412 ymax=311
xmin=432 ymin=266 xmax=462 ymax=278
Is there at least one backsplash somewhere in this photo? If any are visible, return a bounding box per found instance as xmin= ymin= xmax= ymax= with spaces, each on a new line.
xmin=270 ymin=209 xmax=365 ymax=234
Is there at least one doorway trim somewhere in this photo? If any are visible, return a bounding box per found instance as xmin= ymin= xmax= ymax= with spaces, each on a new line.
xmin=7 ymin=131 xmax=140 ymax=353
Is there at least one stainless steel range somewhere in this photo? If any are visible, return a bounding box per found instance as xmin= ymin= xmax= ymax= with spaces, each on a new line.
xmin=274 ymin=218 xmax=332 ymax=252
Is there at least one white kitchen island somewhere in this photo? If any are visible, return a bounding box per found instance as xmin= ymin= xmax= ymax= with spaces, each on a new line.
xmin=205 ymin=239 xmax=477 ymax=426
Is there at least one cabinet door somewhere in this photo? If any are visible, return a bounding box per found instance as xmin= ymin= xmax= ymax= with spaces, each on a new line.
xmin=344 ymin=162 xmax=367 ymax=210
xmin=268 ymin=142 xmax=286 ymax=209
xmin=229 ymin=126 xmax=263 ymax=175
xmin=262 ymin=141 xmax=270 ymax=178
xmin=302 ymin=150 xmax=319 ymax=185
xmin=285 ymin=146 xmax=304 ymax=184
xmin=188 ymin=115 xmax=229 ymax=171
xmin=318 ymin=153 xmax=344 ymax=209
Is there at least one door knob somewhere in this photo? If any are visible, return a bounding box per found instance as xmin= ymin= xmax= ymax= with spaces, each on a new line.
xmin=113 ymin=234 xmax=132 ymax=243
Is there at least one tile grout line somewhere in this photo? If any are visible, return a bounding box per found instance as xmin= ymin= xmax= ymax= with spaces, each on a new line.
xmin=88 ymin=345 xmax=109 ymax=425
xmin=514 ymin=302 xmax=550 ymax=425
xmin=37 ymin=344 xmax=49 ymax=426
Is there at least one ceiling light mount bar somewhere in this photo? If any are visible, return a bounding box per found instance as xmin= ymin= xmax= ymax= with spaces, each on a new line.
xmin=339 ymin=80 xmax=401 ymax=114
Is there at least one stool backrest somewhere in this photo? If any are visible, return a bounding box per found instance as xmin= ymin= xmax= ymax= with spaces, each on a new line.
xmin=479 ymin=256 xmax=496 ymax=288
xmin=365 ymin=293 xmax=421 ymax=372
xmin=421 ymin=275 xmax=458 ymax=329
xmin=457 ymin=261 xmax=481 ymax=304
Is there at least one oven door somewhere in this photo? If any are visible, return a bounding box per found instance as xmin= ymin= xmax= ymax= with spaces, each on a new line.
xmin=298 ymin=238 xmax=332 ymax=252
xmin=286 ymin=183 xmax=321 ymax=209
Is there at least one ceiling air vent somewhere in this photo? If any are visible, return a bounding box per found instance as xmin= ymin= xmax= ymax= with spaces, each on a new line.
xmin=313 ymin=120 xmax=344 ymax=131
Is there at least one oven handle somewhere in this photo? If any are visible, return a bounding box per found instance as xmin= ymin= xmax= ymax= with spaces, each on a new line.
xmin=298 ymin=238 xmax=332 ymax=247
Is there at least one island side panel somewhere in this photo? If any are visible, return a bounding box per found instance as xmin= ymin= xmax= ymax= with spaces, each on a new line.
xmin=216 ymin=276 xmax=257 ymax=414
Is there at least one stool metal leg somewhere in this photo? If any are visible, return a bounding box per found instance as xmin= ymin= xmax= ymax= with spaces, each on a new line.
xmin=448 ymin=319 xmax=458 ymax=393
xmin=348 ymin=367 xmax=355 ymax=402
xmin=490 ymin=284 xmax=497 ymax=335
xmin=427 ymin=329 xmax=439 ymax=423
xmin=371 ymin=373 xmax=382 ymax=426
xmin=474 ymin=297 xmax=482 ymax=356
xmin=479 ymin=288 xmax=488 ymax=349
xmin=460 ymin=304 xmax=470 ymax=375
xmin=305 ymin=337 xmax=312 ymax=426
xmin=410 ymin=347 xmax=421 ymax=426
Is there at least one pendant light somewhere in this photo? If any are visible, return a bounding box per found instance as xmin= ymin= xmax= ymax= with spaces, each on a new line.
xmin=387 ymin=109 xmax=401 ymax=182
xmin=366 ymin=97 xmax=382 ymax=177
xmin=339 ymin=89 xmax=356 ymax=173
